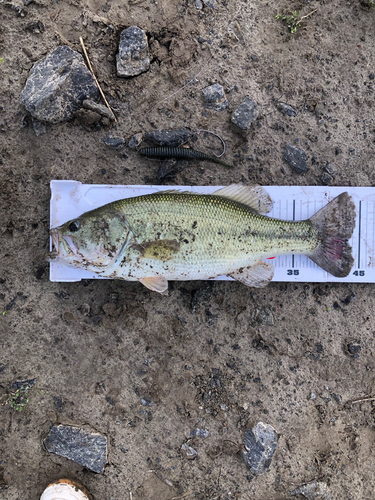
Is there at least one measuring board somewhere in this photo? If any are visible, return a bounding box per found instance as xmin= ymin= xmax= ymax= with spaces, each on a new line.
xmin=49 ymin=180 xmax=375 ymax=283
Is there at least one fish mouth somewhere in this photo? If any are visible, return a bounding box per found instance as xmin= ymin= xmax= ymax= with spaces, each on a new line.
xmin=50 ymin=228 xmax=59 ymax=252
xmin=48 ymin=228 xmax=78 ymax=260
xmin=62 ymin=235 xmax=79 ymax=255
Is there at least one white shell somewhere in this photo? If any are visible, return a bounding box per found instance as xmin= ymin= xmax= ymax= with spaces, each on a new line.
xmin=40 ymin=479 xmax=89 ymax=500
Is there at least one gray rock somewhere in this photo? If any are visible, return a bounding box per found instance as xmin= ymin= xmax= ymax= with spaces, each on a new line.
xmin=145 ymin=128 xmax=193 ymax=147
xmin=191 ymin=428 xmax=210 ymax=438
xmin=231 ymin=97 xmax=260 ymax=130
xmin=102 ymin=134 xmax=125 ymax=149
xmin=83 ymin=99 xmax=115 ymax=121
xmin=44 ymin=425 xmax=107 ymax=473
xmin=279 ymin=102 xmax=298 ymax=117
xmin=202 ymin=83 xmax=228 ymax=111
xmin=116 ymin=27 xmax=150 ymax=77
xmin=20 ymin=46 xmax=100 ymax=124
xmin=290 ymin=481 xmax=332 ymax=499
xmin=243 ymin=422 xmax=278 ymax=476
xmin=181 ymin=443 xmax=198 ymax=459
xmin=128 ymin=133 xmax=144 ymax=149
xmin=284 ymin=143 xmax=307 ymax=173
xmin=195 ymin=0 xmax=203 ymax=8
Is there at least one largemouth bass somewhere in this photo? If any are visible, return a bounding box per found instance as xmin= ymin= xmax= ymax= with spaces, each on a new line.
xmin=48 ymin=184 xmax=356 ymax=293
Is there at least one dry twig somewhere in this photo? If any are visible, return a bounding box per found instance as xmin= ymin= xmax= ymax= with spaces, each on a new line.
xmin=350 ymin=396 xmax=375 ymax=405
xmin=79 ymin=36 xmax=117 ymax=122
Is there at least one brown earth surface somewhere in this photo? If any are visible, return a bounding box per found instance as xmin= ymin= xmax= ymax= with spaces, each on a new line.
xmin=1 ymin=0 xmax=375 ymax=499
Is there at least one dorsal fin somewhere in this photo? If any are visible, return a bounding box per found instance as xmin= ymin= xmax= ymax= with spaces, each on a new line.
xmin=151 ymin=189 xmax=192 ymax=196
xmin=212 ymin=184 xmax=273 ymax=214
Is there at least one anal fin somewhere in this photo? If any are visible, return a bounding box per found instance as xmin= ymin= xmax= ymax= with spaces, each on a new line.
xmin=229 ymin=260 xmax=274 ymax=288
xmin=140 ymin=276 xmax=168 ymax=293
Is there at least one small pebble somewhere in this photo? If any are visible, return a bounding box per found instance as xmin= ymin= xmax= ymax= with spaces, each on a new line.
xmin=257 ymin=307 xmax=274 ymax=326
xmin=346 ymin=340 xmax=361 ymax=357
xmin=284 ymin=143 xmax=307 ymax=174
xmin=145 ymin=128 xmax=193 ymax=147
xmin=191 ymin=428 xmax=210 ymax=438
xmin=279 ymin=102 xmax=298 ymax=117
xmin=331 ymin=393 xmax=342 ymax=404
xmin=340 ymin=292 xmax=355 ymax=305
xmin=141 ymin=397 xmax=154 ymax=406
xmin=181 ymin=443 xmax=198 ymax=459
xmin=128 ymin=133 xmax=144 ymax=149
xmin=243 ymin=422 xmax=278 ymax=477
xmin=116 ymin=26 xmax=150 ymax=77
xmin=321 ymin=172 xmax=333 ymax=185
xmin=231 ymin=96 xmax=260 ymax=130
xmin=324 ymin=163 xmax=336 ymax=176
xmin=83 ymin=99 xmax=115 ymax=120
xmin=44 ymin=425 xmax=107 ymax=473
xmin=102 ymin=134 xmax=125 ymax=149
xmin=290 ymin=481 xmax=332 ymax=499
xmin=202 ymin=83 xmax=228 ymax=111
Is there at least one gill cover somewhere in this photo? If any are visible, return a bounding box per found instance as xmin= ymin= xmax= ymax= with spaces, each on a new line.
xmin=50 ymin=208 xmax=131 ymax=270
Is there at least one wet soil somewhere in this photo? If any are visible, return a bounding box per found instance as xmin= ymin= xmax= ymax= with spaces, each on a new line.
xmin=1 ymin=1 xmax=375 ymax=499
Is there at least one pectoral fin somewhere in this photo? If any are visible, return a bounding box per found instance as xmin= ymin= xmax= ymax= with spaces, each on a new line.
xmin=140 ymin=276 xmax=169 ymax=293
xmin=229 ymin=261 xmax=274 ymax=288
xmin=134 ymin=239 xmax=181 ymax=261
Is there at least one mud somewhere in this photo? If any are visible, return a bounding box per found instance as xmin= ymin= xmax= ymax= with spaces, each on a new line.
xmin=1 ymin=1 xmax=375 ymax=499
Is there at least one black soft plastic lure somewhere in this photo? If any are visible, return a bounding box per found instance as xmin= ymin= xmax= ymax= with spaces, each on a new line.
xmin=138 ymin=146 xmax=234 ymax=168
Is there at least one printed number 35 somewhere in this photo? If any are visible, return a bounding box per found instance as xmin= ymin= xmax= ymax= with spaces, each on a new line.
xmin=287 ymin=270 xmax=299 ymax=275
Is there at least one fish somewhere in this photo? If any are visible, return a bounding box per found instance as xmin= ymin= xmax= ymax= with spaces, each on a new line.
xmin=138 ymin=146 xmax=234 ymax=168
xmin=48 ymin=184 xmax=356 ymax=293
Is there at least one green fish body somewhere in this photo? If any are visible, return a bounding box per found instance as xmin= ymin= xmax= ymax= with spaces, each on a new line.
xmin=49 ymin=185 xmax=356 ymax=293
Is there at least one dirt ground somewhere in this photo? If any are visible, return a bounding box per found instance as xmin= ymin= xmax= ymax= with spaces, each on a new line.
xmin=1 ymin=0 xmax=375 ymax=499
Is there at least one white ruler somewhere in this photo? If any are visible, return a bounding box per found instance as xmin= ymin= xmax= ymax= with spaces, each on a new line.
xmin=49 ymin=180 xmax=375 ymax=283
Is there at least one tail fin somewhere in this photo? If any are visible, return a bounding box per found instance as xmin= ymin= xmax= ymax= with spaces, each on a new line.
xmin=309 ymin=192 xmax=356 ymax=277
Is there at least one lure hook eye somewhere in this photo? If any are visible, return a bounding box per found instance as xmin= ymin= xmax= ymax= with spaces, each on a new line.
xmin=195 ymin=129 xmax=226 ymax=157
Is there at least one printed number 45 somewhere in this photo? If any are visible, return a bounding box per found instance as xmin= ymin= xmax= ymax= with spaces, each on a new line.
xmin=287 ymin=270 xmax=299 ymax=275
xmin=353 ymin=270 xmax=365 ymax=276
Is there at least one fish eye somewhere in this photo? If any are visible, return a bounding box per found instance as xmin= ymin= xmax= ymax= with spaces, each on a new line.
xmin=69 ymin=220 xmax=80 ymax=232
